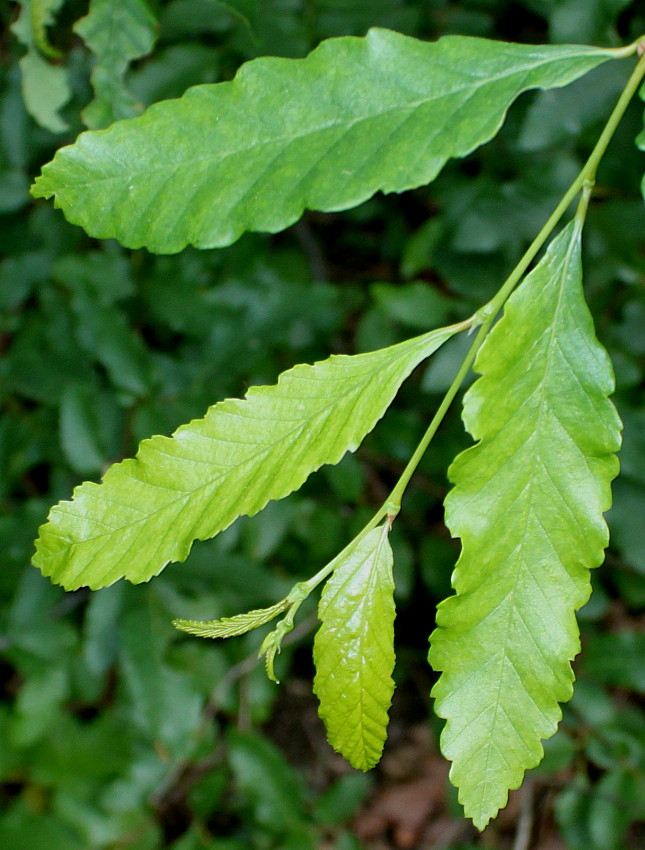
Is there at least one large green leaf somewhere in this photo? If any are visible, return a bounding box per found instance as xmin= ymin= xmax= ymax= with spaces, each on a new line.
xmin=33 ymin=324 xmax=461 ymax=590
xmin=313 ymin=523 xmax=395 ymax=770
xmin=429 ymin=221 xmax=621 ymax=829
xmin=74 ymin=0 xmax=158 ymax=129
xmin=31 ymin=30 xmax=617 ymax=253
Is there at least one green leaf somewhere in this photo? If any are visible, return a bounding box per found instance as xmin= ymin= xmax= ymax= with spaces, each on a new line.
xmin=18 ymin=50 xmax=70 ymax=134
xmin=59 ymin=383 xmax=107 ymax=475
xmin=429 ymin=221 xmax=621 ymax=829
xmin=74 ymin=0 xmax=158 ymax=129
xmin=227 ymin=729 xmax=312 ymax=839
xmin=33 ymin=324 xmax=461 ymax=590
xmin=31 ymin=30 xmax=617 ymax=252
xmin=173 ymin=599 xmax=290 ymax=639
xmin=12 ymin=0 xmax=65 ymax=59
xmin=313 ymin=523 xmax=396 ymax=771
xmin=12 ymin=1 xmax=71 ymax=133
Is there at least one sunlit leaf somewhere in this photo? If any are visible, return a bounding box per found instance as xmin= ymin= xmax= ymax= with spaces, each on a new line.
xmin=429 ymin=220 xmax=621 ymax=829
xmin=173 ymin=599 xmax=289 ymax=639
xmin=31 ymin=30 xmax=617 ymax=252
xmin=314 ymin=523 xmax=395 ymax=770
xmin=33 ymin=323 xmax=462 ymax=590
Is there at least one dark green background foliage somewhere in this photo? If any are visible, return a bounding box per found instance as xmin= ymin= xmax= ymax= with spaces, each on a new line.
xmin=1 ymin=0 xmax=645 ymax=847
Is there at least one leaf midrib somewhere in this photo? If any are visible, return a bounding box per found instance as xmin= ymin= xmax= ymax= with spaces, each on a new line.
xmin=50 ymin=50 xmax=605 ymax=190
xmin=355 ymin=529 xmax=391 ymax=763
xmin=473 ymin=230 xmax=579 ymax=818
xmin=52 ymin=335 xmax=438 ymax=550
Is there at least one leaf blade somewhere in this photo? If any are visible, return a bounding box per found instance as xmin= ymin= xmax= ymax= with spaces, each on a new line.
xmin=313 ymin=523 xmax=396 ymax=770
xmin=173 ymin=599 xmax=290 ymax=639
xmin=429 ymin=221 xmax=621 ymax=829
xmin=74 ymin=0 xmax=158 ymax=129
xmin=32 ymin=30 xmax=617 ymax=252
xmin=33 ymin=324 xmax=459 ymax=590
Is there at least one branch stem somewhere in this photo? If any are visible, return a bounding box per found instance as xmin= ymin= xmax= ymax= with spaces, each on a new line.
xmin=379 ymin=46 xmax=645 ymax=512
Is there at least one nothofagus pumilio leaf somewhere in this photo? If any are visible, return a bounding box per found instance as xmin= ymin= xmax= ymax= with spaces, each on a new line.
xmin=29 ymin=19 xmax=645 ymax=830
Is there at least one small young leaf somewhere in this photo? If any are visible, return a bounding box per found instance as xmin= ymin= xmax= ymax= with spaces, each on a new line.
xmin=74 ymin=0 xmax=158 ymax=129
xmin=313 ymin=523 xmax=396 ymax=771
xmin=33 ymin=324 xmax=461 ymax=590
xmin=31 ymin=30 xmax=617 ymax=252
xmin=173 ymin=599 xmax=289 ymax=639
xmin=429 ymin=220 xmax=621 ymax=829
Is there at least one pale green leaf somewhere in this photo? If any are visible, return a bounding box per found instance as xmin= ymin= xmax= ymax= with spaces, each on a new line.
xmin=313 ymin=523 xmax=396 ymax=771
xmin=74 ymin=0 xmax=158 ymax=129
xmin=31 ymin=30 xmax=617 ymax=252
xmin=33 ymin=324 xmax=461 ymax=590
xmin=12 ymin=1 xmax=71 ymax=133
xmin=18 ymin=50 xmax=70 ymax=133
xmin=173 ymin=599 xmax=289 ymax=639
xmin=429 ymin=221 xmax=621 ymax=829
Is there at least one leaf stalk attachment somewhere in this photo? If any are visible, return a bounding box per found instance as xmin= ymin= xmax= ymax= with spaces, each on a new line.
xmin=381 ymin=44 xmax=645 ymax=512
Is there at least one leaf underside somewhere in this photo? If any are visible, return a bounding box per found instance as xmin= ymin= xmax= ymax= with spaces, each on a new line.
xmin=33 ymin=325 xmax=459 ymax=590
xmin=429 ymin=221 xmax=622 ymax=829
xmin=31 ymin=29 xmax=616 ymax=252
xmin=313 ymin=524 xmax=396 ymax=771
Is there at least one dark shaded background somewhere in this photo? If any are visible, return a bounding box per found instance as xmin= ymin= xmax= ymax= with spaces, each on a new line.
xmin=1 ymin=1 xmax=645 ymax=847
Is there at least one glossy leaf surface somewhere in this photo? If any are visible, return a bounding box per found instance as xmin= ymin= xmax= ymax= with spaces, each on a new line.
xmin=33 ymin=324 xmax=460 ymax=590
xmin=314 ymin=524 xmax=396 ymax=770
xmin=429 ymin=221 xmax=622 ymax=829
xmin=31 ymin=30 xmax=616 ymax=252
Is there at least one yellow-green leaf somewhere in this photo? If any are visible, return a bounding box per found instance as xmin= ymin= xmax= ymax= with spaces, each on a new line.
xmin=429 ymin=221 xmax=621 ymax=829
xmin=314 ymin=523 xmax=396 ymax=770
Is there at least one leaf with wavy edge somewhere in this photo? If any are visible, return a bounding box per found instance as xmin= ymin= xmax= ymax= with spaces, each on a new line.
xmin=314 ymin=523 xmax=395 ymax=770
xmin=74 ymin=0 xmax=158 ymax=129
xmin=429 ymin=221 xmax=621 ymax=829
xmin=173 ymin=599 xmax=289 ymax=639
xmin=33 ymin=323 xmax=462 ymax=590
xmin=31 ymin=30 xmax=617 ymax=253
